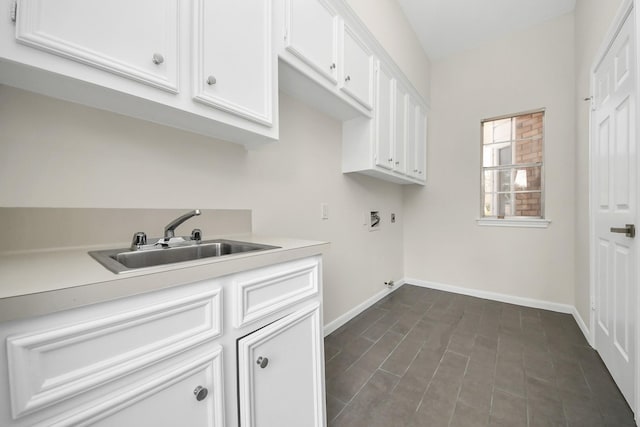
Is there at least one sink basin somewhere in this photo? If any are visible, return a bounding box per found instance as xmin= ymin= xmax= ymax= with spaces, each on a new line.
xmin=89 ymin=239 xmax=280 ymax=274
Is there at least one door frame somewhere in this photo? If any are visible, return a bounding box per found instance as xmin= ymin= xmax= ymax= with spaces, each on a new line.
xmin=588 ymin=0 xmax=639 ymax=416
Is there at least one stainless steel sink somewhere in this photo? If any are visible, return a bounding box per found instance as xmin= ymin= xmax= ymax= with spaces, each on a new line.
xmin=89 ymin=239 xmax=280 ymax=274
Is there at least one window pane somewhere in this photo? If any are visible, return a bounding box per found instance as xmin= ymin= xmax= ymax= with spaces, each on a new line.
xmin=484 ymin=166 xmax=541 ymax=194
xmin=514 ymin=166 xmax=542 ymax=191
xmin=515 ymin=112 xmax=543 ymax=140
xmin=514 ymin=138 xmax=543 ymax=164
xmin=491 ymin=118 xmax=512 ymax=143
xmin=482 ymin=144 xmax=512 ymax=167
xmin=484 ymin=193 xmax=513 ymax=216
xmin=514 ymin=191 xmax=542 ymax=217
xmin=484 ymin=169 xmax=512 ymax=193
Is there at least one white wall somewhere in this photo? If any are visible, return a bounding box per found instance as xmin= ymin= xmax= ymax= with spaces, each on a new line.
xmin=573 ymin=0 xmax=625 ymax=331
xmin=0 ymin=85 xmax=406 ymax=325
xmin=403 ymin=13 xmax=577 ymax=304
xmin=345 ymin=0 xmax=431 ymax=99
xmin=0 ymin=2 xmax=431 ymax=326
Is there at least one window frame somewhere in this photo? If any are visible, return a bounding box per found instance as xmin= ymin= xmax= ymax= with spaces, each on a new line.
xmin=477 ymin=108 xmax=550 ymax=228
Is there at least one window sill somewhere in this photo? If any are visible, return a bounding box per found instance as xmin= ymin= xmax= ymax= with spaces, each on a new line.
xmin=476 ymin=218 xmax=551 ymax=228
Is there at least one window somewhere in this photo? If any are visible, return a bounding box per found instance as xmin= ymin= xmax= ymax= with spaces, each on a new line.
xmin=480 ymin=110 xmax=545 ymax=222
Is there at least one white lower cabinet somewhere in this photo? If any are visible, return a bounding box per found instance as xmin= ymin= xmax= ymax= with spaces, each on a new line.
xmin=53 ymin=344 xmax=225 ymax=427
xmin=0 ymin=255 xmax=324 ymax=426
xmin=237 ymin=303 xmax=325 ymax=427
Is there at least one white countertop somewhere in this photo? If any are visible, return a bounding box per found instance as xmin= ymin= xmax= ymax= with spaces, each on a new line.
xmin=0 ymin=234 xmax=328 ymax=322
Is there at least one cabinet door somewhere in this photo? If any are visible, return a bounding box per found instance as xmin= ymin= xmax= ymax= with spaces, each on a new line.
xmin=340 ymin=24 xmax=374 ymax=110
xmin=238 ymin=303 xmax=325 ymax=427
xmin=374 ymin=61 xmax=395 ymax=170
xmin=285 ymin=0 xmax=339 ymax=84
xmin=394 ymin=83 xmax=408 ymax=175
xmin=15 ymin=0 xmax=179 ymax=93
xmin=58 ymin=346 xmax=225 ymax=427
xmin=193 ymin=0 xmax=273 ymax=126
xmin=415 ymin=105 xmax=427 ymax=181
xmin=406 ymin=98 xmax=427 ymax=181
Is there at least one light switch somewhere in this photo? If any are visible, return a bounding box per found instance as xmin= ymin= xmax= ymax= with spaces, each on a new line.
xmin=321 ymin=203 xmax=329 ymax=220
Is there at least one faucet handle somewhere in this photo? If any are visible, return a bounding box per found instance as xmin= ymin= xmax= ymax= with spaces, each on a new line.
xmin=131 ymin=232 xmax=147 ymax=250
xmin=191 ymin=228 xmax=202 ymax=243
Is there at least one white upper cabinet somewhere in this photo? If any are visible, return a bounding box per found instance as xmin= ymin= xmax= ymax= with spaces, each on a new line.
xmin=284 ymin=0 xmax=339 ymax=84
xmin=193 ymin=0 xmax=273 ymax=126
xmin=14 ymin=0 xmax=180 ymax=93
xmin=2 ymin=0 xmax=278 ymax=147
xmin=277 ymin=0 xmax=373 ymax=119
xmin=342 ymin=59 xmax=427 ymax=185
xmin=340 ymin=23 xmax=374 ymax=110
xmin=374 ymin=61 xmax=395 ymax=171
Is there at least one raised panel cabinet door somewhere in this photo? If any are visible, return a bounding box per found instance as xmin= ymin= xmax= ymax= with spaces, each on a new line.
xmin=238 ymin=303 xmax=325 ymax=427
xmin=193 ymin=0 xmax=273 ymax=126
xmin=374 ymin=61 xmax=395 ymax=170
xmin=15 ymin=0 xmax=180 ymax=93
xmin=405 ymin=95 xmax=419 ymax=179
xmin=414 ymin=105 xmax=427 ymax=181
xmin=340 ymin=24 xmax=373 ymax=110
xmin=285 ymin=0 xmax=338 ymax=84
xmin=57 ymin=345 xmax=225 ymax=427
xmin=394 ymin=83 xmax=408 ymax=175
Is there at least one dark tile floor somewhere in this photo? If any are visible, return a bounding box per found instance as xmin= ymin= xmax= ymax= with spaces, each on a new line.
xmin=324 ymin=284 xmax=636 ymax=427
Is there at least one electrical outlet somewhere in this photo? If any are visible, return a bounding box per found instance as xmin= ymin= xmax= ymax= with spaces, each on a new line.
xmin=391 ymin=213 xmax=396 ymax=223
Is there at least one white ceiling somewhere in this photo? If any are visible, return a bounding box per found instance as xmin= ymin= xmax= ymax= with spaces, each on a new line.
xmin=396 ymin=0 xmax=576 ymax=60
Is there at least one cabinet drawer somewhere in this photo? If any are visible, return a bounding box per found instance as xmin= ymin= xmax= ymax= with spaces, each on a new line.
xmin=233 ymin=257 xmax=320 ymax=328
xmin=7 ymin=286 xmax=221 ymax=419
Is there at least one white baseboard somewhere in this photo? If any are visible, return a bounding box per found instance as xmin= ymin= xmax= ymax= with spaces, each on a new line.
xmin=323 ymin=280 xmax=405 ymax=336
xmin=323 ymin=277 xmax=593 ymax=345
xmin=404 ymin=278 xmax=593 ymax=345
xmin=571 ymin=306 xmax=594 ymax=347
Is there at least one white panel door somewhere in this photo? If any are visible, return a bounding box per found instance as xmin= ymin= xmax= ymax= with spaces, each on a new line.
xmin=15 ymin=0 xmax=179 ymax=92
xmin=285 ymin=0 xmax=338 ymax=84
xmin=340 ymin=24 xmax=374 ymax=110
xmin=193 ymin=0 xmax=273 ymax=126
xmin=592 ymin=11 xmax=637 ymax=410
xmin=374 ymin=61 xmax=395 ymax=170
xmin=237 ymin=303 xmax=325 ymax=427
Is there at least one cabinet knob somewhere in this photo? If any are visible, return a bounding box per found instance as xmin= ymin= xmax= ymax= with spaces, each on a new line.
xmin=345 ymin=75 xmax=351 ymax=82
xmin=330 ymin=63 xmax=336 ymax=70
xmin=256 ymin=356 xmax=269 ymax=368
xmin=193 ymin=386 xmax=208 ymax=401
xmin=152 ymin=53 xmax=164 ymax=65
xmin=388 ymin=158 xmax=393 ymax=162
xmin=413 ymin=169 xmax=418 ymax=173
xmin=395 ymin=161 xmax=400 ymax=165
xmin=207 ymin=75 xmax=217 ymax=85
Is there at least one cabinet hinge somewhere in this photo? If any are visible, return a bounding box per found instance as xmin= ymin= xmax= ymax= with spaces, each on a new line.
xmin=10 ymin=1 xmax=17 ymax=23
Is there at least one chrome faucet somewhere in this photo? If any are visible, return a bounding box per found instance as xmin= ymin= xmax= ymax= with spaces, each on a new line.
xmin=164 ymin=209 xmax=201 ymax=241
